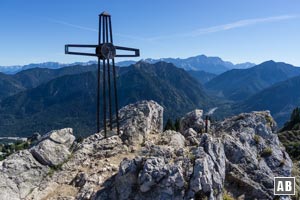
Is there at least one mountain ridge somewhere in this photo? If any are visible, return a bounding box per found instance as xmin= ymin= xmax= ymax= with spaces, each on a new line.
xmin=0 ymin=64 xmax=98 ymax=101
xmin=0 ymin=100 xmax=292 ymax=200
xmin=122 ymin=54 xmax=255 ymax=74
xmin=0 ymin=61 xmax=214 ymax=137
xmin=0 ymin=61 xmax=98 ymax=74
xmin=0 ymin=54 xmax=255 ymax=74
xmin=205 ymin=60 xmax=300 ymax=101
xmin=238 ymin=73 xmax=300 ymax=126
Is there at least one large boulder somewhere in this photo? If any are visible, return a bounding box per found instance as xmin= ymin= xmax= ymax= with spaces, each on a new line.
xmin=180 ymin=109 xmax=205 ymax=133
xmin=0 ymin=150 xmax=49 ymax=199
xmin=160 ymin=130 xmax=185 ymax=149
xmin=119 ymin=100 xmax=163 ymax=145
xmin=183 ymin=128 xmax=200 ymax=146
xmin=215 ymin=111 xmax=293 ymax=199
xmin=30 ymin=128 xmax=75 ymax=166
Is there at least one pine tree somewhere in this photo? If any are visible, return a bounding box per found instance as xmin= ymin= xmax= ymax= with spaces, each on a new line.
xmin=282 ymin=107 xmax=300 ymax=131
xmin=174 ymin=118 xmax=180 ymax=131
xmin=164 ymin=119 xmax=175 ymax=131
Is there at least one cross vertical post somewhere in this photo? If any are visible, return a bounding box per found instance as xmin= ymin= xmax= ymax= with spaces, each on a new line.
xmin=65 ymin=11 xmax=140 ymax=137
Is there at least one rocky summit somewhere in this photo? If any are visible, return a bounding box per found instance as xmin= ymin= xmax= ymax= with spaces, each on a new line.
xmin=0 ymin=100 xmax=293 ymax=200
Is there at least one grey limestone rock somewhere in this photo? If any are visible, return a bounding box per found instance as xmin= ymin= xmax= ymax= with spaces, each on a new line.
xmin=30 ymin=128 xmax=75 ymax=166
xmin=119 ymin=100 xmax=164 ymax=145
xmin=0 ymin=102 xmax=293 ymax=200
xmin=180 ymin=109 xmax=205 ymax=133
xmin=0 ymin=150 xmax=49 ymax=199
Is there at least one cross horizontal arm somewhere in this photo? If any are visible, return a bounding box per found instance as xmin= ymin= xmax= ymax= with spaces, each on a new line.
xmin=115 ymin=46 xmax=140 ymax=57
xmin=65 ymin=44 xmax=140 ymax=57
xmin=65 ymin=45 xmax=98 ymax=57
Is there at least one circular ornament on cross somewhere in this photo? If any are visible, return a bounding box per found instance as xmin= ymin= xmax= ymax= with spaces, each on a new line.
xmin=96 ymin=43 xmax=116 ymax=59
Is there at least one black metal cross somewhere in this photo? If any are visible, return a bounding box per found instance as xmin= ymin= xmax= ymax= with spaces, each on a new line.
xmin=65 ymin=11 xmax=140 ymax=137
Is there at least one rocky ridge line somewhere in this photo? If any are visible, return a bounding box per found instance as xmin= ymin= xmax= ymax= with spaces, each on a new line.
xmin=0 ymin=100 xmax=292 ymax=200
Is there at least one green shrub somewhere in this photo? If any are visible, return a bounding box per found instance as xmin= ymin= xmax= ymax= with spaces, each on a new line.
xmin=253 ymin=134 xmax=260 ymax=144
xmin=47 ymin=163 xmax=63 ymax=177
xmin=47 ymin=168 xmax=55 ymax=177
xmin=278 ymin=130 xmax=300 ymax=160
xmin=261 ymin=147 xmax=273 ymax=157
xmin=265 ymin=115 xmax=273 ymax=125
xmin=188 ymin=152 xmax=196 ymax=162
xmin=15 ymin=141 xmax=30 ymax=151
xmin=281 ymin=107 xmax=300 ymax=131
xmin=223 ymin=193 xmax=234 ymax=200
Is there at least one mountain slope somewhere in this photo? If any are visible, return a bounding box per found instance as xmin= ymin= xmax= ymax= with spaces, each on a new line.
xmin=187 ymin=70 xmax=217 ymax=84
xmin=118 ymin=62 xmax=212 ymax=113
xmin=0 ymin=61 xmax=213 ymax=137
xmin=0 ymin=64 xmax=97 ymax=101
xmin=0 ymin=73 xmax=25 ymax=100
xmin=13 ymin=64 xmax=97 ymax=88
xmin=0 ymin=71 xmax=98 ymax=137
xmin=205 ymin=61 xmax=300 ymax=101
xmin=238 ymin=75 xmax=300 ymax=126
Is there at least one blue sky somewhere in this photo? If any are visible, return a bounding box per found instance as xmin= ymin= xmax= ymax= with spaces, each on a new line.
xmin=0 ymin=0 xmax=299 ymax=66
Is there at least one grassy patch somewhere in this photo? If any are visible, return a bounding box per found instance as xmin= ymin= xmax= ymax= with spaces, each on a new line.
xmin=292 ymin=162 xmax=300 ymax=200
xmin=278 ymin=130 xmax=300 ymax=160
xmin=188 ymin=152 xmax=196 ymax=162
xmin=265 ymin=115 xmax=274 ymax=126
xmin=0 ymin=140 xmax=31 ymax=160
xmin=253 ymin=134 xmax=260 ymax=144
xmin=223 ymin=193 xmax=234 ymax=200
xmin=223 ymin=190 xmax=234 ymax=200
xmin=47 ymin=163 xmax=63 ymax=177
xmin=261 ymin=147 xmax=273 ymax=157
xmin=47 ymin=167 xmax=55 ymax=177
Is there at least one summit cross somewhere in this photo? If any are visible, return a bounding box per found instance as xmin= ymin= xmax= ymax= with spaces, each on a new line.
xmin=65 ymin=11 xmax=140 ymax=137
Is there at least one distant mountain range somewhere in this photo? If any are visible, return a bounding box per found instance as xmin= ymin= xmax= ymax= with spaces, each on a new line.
xmin=0 ymin=61 xmax=214 ymax=137
xmin=0 ymin=61 xmax=97 ymax=74
xmin=205 ymin=61 xmax=300 ymax=101
xmin=0 ymin=54 xmax=255 ymax=75
xmin=118 ymin=55 xmax=255 ymax=74
xmin=1 ymin=57 xmax=300 ymax=137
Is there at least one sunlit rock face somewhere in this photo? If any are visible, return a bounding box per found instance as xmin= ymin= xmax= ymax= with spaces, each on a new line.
xmin=0 ymin=101 xmax=293 ymax=200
